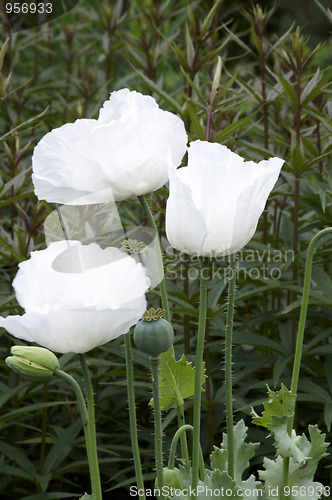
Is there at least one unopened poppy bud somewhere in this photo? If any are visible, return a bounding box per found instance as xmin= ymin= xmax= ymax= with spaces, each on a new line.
xmin=6 ymin=346 xmax=59 ymax=382
xmin=155 ymin=467 xmax=184 ymax=491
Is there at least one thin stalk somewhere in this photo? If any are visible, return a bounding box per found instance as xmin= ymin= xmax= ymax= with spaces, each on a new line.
xmin=150 ymin=356 xmax=165 ymax=499
xmin=184 ymin=257 xmax=190 ymax=354
xmin=282 ymin=227 xmax=332 ymax=499
xmin=288 ymin=227 xmax=332 ymax=433
xmin=124 ymin=332 xmax=146 ymax=499
xmin=79 ymin=354 xmax=103 ymax=500
xmin=291 ymin=73 xmax=302 ymax=348
xmin=55 ymin=367 xmax=88 ymax=420
xmin=176 ymin=404 xmax=189 ymax=464
xmin=204 ymin=323 xmax=214 ymax=452
xmin=225 ymin=253 xmax=237 ymax=479
xmin=138 ymin=195 xmax=170 ymax=322
xmin=281 ymin=458 xmax=289 ymax=500
xmin=191 ymin=258 xmax=208 ymax=496
xmin=168 ymin=424 xmax=205 ymax=480
xmin=54 ymin=369 xmax=92 ymax=482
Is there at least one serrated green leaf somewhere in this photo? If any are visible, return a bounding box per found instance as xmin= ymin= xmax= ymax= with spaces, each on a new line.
xmin=218 ymin=420 xmax=260 ymax=484
xmin=272 ymin=417 xmax=306 ymax=463
xmin=251 ymin=384 xmax=296 ymax=430
xmin=211 ymin=420 xmax=261 ymax=496
xmin=174 ymin=466 xmax=242 ymax=499
xmin=259 ymin=425 xmax=329 ymax=499
xmin=79 ymin=494 xmax=94 ymax=500
xmin=158 ymin=353 xmax=206 ymax=411
xmin=210 ymin=446 xmax=227 ymax=472
xmin=209 ymin=470 xmax=243 ymax=499
xmin=297 ymin=425 xmax=329 ymax=481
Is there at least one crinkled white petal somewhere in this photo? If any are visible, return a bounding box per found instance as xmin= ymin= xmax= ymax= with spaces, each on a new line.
xmin=14 ymin=241 xmax=150 ymax=312
xmin=0 ymin=295 xmax=147 ymax=353
xmin=229 ymin=157 xmax=284 ymax=254
xmin=1 ymin=241 xmax=150 ymax=352
xmin=32 ymin=120 xmax=115 ymax=205
xmin=98 ymin=88 xmax=158 ymax=124
xmin=166 ymin=168 xmax=208 ymax=256
xmin=91 ymin=108 xmax=187 ymax=200
xmin=166 ymin=140 xmax=284 ymax=257
xmin=32 ymin=89 xmax=188 ymax=204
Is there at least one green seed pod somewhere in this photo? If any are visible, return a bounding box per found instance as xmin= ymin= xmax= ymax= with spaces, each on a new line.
xmin=6 ymin=346 xmax=59 ymax=382
xmin=155 ymin=467 xmax=184 ymax=491
xmin=134 ymin=308 xmax=174 ymax=358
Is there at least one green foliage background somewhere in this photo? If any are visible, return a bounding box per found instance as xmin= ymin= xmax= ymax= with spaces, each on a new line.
xmin=0 ymin=0 xmax=331 ymax=497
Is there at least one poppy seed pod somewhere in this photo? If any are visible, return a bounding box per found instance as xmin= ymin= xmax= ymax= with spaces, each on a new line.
xmin=134 ymin=309 xmax=174 ymax=359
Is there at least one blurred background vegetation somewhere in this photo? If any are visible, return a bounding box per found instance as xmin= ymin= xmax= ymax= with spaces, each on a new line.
xmin=0 ymin=0 xmax=331 ymax=498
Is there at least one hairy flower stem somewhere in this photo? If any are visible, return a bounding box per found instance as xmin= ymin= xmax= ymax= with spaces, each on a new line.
xmin=288 ymin=227 xmax=332 ymax=432
xmin=168 ymin=424 xmax=205 ymax=480
xmin=150 ymin=356 xmax=165 ymax=499
xmin=138 ymin=195 xmax=170 ymax=323
xmin=55 ymin=366 xmax=102 ymax=499
xmin=281 ymin=228 xmax=332 ymax=499
xmin=124 ymin=332 xmax=146 ymax=499
xmin=191 ymin=258 xmax=208 ymax=497
xmin=79 ymin=354 xmax=103 ymax=500
xmin=225 ymin=253 xmax=237 ymax=479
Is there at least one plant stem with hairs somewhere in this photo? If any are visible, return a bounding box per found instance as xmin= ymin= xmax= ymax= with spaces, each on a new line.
xmin=191 ymin=258 xmax=208 ymax=496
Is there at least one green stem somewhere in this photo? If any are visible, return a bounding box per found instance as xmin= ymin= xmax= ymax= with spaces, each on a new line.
xmin=54 ymin=368 xmax=96 ymax=496
xmin=79 ymin=354 xmax=103 ymax=500
xmin=288 ymin=227 xmax=332 ymax=434
xmin=225 ymin=253 xmax=237 ymax=479
xmin=124 ymin=332 xmax=146 ymax=499
xmin=137 ymin=195 xmax=170 ymax=322
xmin=281 ymin=457 xmax=289 ymax=500
xmin=191 ymin=258 xmax=208 ymax=496
xmin=282 ymin=228 xmax=332 ymax=500
xmin=168 ymin=424 xmax=205 ymax=481
xmin=150 ymin=356 xmax=165 ymax=499
xmin=177 ymin=404 xmax=189 ymax=464
xmin=54 ymin=368 xmax=89 ymax=430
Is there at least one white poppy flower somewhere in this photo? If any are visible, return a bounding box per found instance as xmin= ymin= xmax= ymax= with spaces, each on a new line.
xmin=166 ymin=140 xmax=284 ymax=257
xmin=32 ymin=89 xmax=187 ymax=204
xmin=0 ymin=241 xmax=150 ymax=353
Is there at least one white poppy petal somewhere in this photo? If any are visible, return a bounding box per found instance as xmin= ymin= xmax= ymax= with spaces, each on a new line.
xmin=1 ymin=241 xmax=150 ymax=353
xmin=32 ymin=120 xmax=115 ymax=204
xmin=166 ymin=168 xmax=208 ymax=256
xmin=166 ymin=141 xmax=284 ymax=257
xmin=0 ymin=296 xmax=146 ymax=354
xmin=32 ymin=89 xmax=188 ymax=204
